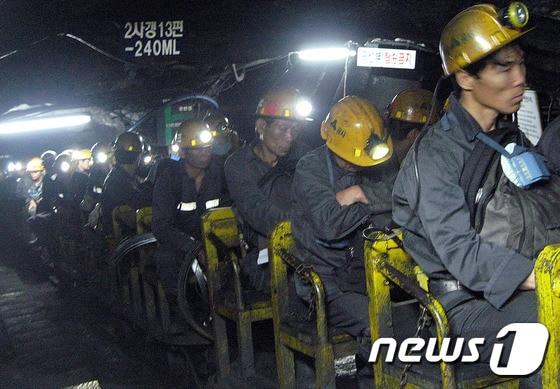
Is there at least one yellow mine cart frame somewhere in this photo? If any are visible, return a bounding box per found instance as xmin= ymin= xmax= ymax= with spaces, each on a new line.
xmin=202 ymin=207 xmax=273 ymax=379
xmin=269 ymin=220 xmax=357 ymax=389
xmin=535 ymin=244 xmax=560 ymax=388
xmin=365 ymin=229 xmax=521 ymax=389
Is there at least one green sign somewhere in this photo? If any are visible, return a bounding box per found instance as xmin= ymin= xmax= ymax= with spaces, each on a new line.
xmin=163 ymin=104 xmax=196 ymax=144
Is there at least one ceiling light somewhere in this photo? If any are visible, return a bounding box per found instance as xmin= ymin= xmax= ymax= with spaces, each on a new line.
xmin=298 ymin=48 xmax=352 ymax=61
xmin=0 ymin=114 xmax=91 ymax=135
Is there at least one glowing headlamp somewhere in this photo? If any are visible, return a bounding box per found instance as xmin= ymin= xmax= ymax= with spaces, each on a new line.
xmin=198 ymin=129 xmax=213 ymax=144
xmin=500 ymin=2 xmax=529 ymax=28
xmin=7 ymin=161 xmax=23 ymax=172
xmin=171 ymin=144 xmax=180 ymax=153
xmin=364 ymin=133 xmax=390 ymax=160
xmin=60 ymin=161 xmax=71 ymax=173
xmin=143 ymin=155 xmax=153 ymax=165
xmin=186 ymin=129 xmax=215 ymax=147
xmin=295 ymin=100 xmax=313 ymax=118
xmin=96 ymin=152 xmax=108 ymax=164
xmin=369 ymin=143 xmax=390 ymax=160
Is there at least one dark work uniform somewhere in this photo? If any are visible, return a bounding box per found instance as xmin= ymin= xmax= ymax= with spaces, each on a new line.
xmin=30 ymin=172 xmax=73 ymax=256
xmin=145 ymin=158 xmax=175 ymax=186
xmin=15 ymin=176 xmax=43 ymax=241
xmin=538 ymin=114 xmax=560 ymax=173
xmin=1 ymin=175 xmax=27 ymax=242
xmin=101 ymin=165 xmax=152 ymax=236
xmin=35 ymin=172 xmax=75 ymax=217
xmin=69 ymin=171 xmax=90 ymax=225
xmin=81 ymin=165 xmax=108 ymax=213
xmin=291 ymin=145 xmax=395 ymax=358
xmin=70 ymin=171 xmax=89 ymax=206
xmin=152 ymin=158 xmax=228 ymax=296
xmin=81 ymin=166 xmax=110 ymax=259
xmin=225 ymin=139 xmax=309 ymax=292
xmin=16 ymin=176 xmax=43 ymax=210
xmin=392 ymin=94 xmax=537 ymax=363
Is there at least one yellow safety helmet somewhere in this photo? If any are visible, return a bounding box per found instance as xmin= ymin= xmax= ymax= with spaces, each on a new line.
xmin=72 ymin=148 xmax=92 ymax=161
xmin=26 ymin=157 xmax=45 ymax=172
xmin=440 ymin=2 xmax=530 ymax=76
xmin=255 ymin=88 xmax=312 ymax=121
xmin=389 ymin=89 xmax=434 ymax=124
xmin=173 ymin=120 xmax=216 ymax=149
xmin=321 ymin=96 xmax=393 ymax=167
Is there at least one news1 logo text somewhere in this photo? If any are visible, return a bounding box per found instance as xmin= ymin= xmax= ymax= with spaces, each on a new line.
xmin=369 ymin=323 xmax=548 ymax=376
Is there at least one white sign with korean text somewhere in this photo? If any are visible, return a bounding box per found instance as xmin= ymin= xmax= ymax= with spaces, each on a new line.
xmin=356 ymin=47 xmax=416 ymax=69
xmin=123 ymin=20 xmax=184 ymax=58
xmin=517 ymin=89 xmax=542 ymax=146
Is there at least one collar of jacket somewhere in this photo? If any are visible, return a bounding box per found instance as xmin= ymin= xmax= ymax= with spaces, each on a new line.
xmin=325 ymin=146 xmax=349 ymax=181
xmin=247 ymin=138 xmax=264 ymax=163
xmin=112 ymin=164 xmax=137 ymax=182
xmin=247 ymin=138 xmax=301 ymax=166
xmin=442 ymin=93 xmax=483 ymax=142
xmin=243 ymin=139 xmax=276 ymax=173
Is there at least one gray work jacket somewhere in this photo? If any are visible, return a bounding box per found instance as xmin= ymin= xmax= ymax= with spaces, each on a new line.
xmin=225 ymin=138 xmax=309 ymax=250
xmin=292 ymin=145 xmax=395 ymax=277
xmin=392 ymin=95 xmax=534 ymax=309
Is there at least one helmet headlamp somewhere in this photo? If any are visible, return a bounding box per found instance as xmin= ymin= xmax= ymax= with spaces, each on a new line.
xmin=364 ymin=133 xmax=390 ymax=160
xmin=198 ymin=129 xmax=213 ymax=145
xmin=96 ymin=152 xmax=108 ymax=164
xmin=60 ymin=161 xmax=70 ymax=173
xmin=295 ymin=100 xmax=313 ymax=118
xmin=500 ymin=2 xmax=529 ymax=28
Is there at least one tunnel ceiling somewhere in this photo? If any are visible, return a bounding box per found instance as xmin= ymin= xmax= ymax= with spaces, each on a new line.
xmin=0 ymin=0 xmax=559 ymax=154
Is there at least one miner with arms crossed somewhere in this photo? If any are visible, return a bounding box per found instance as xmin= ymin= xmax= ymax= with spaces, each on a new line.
xmin=292 ymin=96 xmax=395 ymax=386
